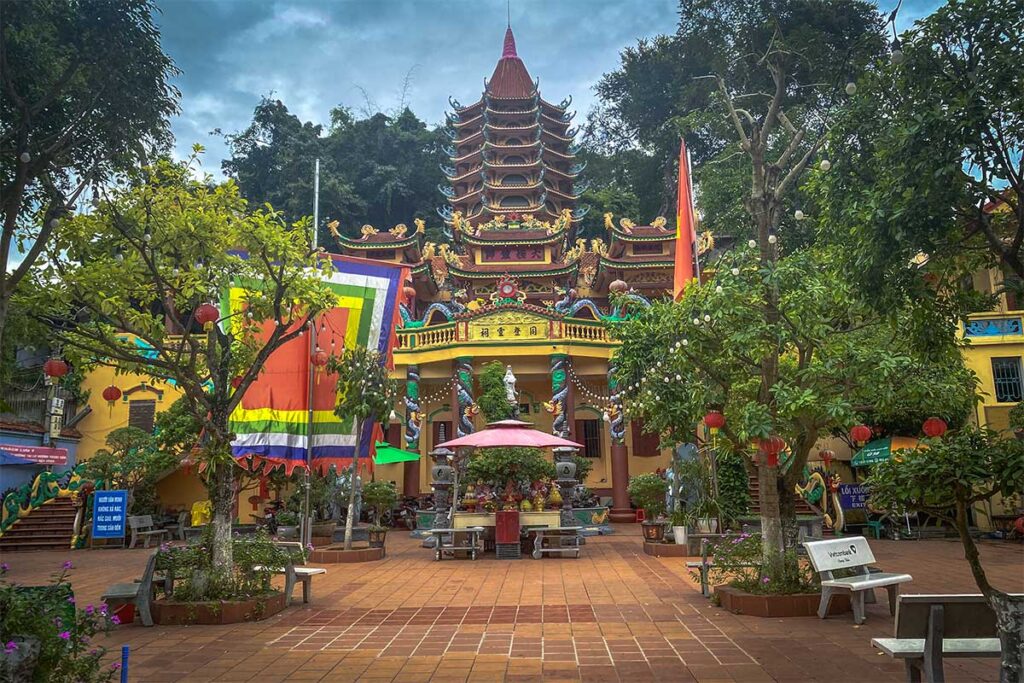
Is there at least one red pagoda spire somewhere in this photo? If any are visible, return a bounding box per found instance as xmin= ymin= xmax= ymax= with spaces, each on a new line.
xmin=502 ymin=26 xmax=518 ymax=58
xmin=488 ymin=26 xmax=533 ymax=99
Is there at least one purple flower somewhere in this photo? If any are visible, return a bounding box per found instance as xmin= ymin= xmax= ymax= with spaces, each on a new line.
xmin=0 ymin=562 xmax=9 ymax=572
xmin=305 ymin=543 xmax=314 ymax=551
xmin=4 ymin=641 xmax=18 ymax=654
xmin=58 ymin=631 xmax=71 ymax=640
xmin=110 ymin=615 xmax=121 ymax=625
xmin=67 ymin=596 xmax=76 ymax=604
xmin=85 ymin=605 xmax=94 ymax=615
xmin=62 ymin=560 xmax=74 ymax=570
xmin=159 ymin=542 xmax=170 ymax=552
xmin=110 ymin=663 xmax=121 ymax=671
xmin=762 ymin=577 xmax=771 ymax=584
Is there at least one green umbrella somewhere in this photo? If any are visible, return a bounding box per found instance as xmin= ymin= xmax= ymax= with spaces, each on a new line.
xmin=373 ymin=441 xmax=420 ymax=465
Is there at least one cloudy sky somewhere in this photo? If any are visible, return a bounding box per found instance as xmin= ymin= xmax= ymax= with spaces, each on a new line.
xmin=155 ymin=0 xmax=944 ymax=179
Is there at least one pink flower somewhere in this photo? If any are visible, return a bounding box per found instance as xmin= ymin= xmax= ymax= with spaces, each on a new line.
xmin=762 ymin=577 xmax=771 ymax=584
xmin=110 ymin=663 xmax=121 ymax=671
xmin=58 ymin=631 xmax=71 ymax=640
xmin=62 ymin=560 xmax=74 ymax=570
xmin=110 ymin=615 xmax=121 ymax=625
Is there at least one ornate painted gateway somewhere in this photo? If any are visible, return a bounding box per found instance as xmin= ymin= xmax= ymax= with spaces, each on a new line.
xmin=331 ymin=27 xmax=711 ymax=521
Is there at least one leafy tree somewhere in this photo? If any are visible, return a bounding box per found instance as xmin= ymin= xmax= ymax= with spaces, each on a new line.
xmin=362 ymin=480 xmax=398 ymax=530
xmin=327 ymin=345 xmax=398 ymax=550
xmin=466 ymin=448 xmax=555 ymax=493
xmin=153 ymin=395 xmax=202 ymax=458
xmin=0 ymin=0 xmax=179 ymax=352
xmin=867 ymin=427 xmax=1024 ymax=682
xmin=83 ymin=426 xmax=178 ymax=515
xmin=627 ymin=472 xmax=668 ymax=519
xmin=27 ymin=154 xmax=334 ymax=572
xmin=476 ymin=361 xmax=516 ymax=422
xmin=815 ymin=0 xmax=1023 ymax=301
xmin=611 ymin=246 xmax=977 ymax=575
xmin=589 ymin=0 xmax=885 ymax=232
xmin=223 ymin=98 xmax=447 ymax=245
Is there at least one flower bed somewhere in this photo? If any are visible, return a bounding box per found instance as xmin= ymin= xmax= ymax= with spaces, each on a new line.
xmin=151 ymin=592 xmax=286 ymax=625
xmin=715 ymin=585 xmax=850 ymax=617
xmin=309 ymin=546 xmax=384 ymax=563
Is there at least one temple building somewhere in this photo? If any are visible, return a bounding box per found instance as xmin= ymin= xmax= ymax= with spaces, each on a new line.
xmin=334 ymin=27 xmax=682 ymax=521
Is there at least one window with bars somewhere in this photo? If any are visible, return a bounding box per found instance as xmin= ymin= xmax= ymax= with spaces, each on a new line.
xmin=991 ymin=357 xmax=1023 ymax=403
xmin=128 ymin=399 xmax=156 ymax=433
xmin=574 ymin=419 xmax=602 ymax=458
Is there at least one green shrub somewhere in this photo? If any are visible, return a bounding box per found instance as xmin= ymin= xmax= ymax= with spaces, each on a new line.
xmin=362 ymin=480 xmax=398 ymax=529
xmin=698 ymin=532 xmax=817 ymax=595
xmin=466 ymin=448 xmax=555 ymax=495
xmin=627 ymin=472 xmax=668 ymax=518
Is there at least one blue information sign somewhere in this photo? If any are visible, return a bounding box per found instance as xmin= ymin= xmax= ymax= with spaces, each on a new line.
xmin=91 ymin=490 xmax=128 ymax=539
xmin=839 ymin=483 xmax=869 ymax=510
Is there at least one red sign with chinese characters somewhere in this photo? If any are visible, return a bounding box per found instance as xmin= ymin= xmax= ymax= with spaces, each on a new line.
xmin=0 ymin=444 xmax=69 ymax=465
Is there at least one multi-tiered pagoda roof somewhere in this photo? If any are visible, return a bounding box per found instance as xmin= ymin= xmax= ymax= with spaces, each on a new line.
xmin=439 ymin=27 xmax=587 ymax=231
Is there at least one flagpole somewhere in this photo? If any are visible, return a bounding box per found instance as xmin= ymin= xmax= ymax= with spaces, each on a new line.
xmin=303 ymin=158 xmax=320 ymax=548
xmin=687 ymin=147 xmax=702 ymax=284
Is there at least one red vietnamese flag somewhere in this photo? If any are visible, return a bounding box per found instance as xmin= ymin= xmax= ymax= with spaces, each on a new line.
xmin=673 ymin=139 xmax=696 ymax=300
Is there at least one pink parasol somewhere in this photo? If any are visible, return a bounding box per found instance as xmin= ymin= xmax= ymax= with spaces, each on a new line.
xmin=435 ymin=420 xmax=584 ymax=450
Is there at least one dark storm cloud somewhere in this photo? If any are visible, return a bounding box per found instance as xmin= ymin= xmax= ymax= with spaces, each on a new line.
xmin=154 ymin=0 xmax=941 ymax=178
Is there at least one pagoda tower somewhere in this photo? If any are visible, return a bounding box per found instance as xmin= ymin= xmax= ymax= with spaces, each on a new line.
xmin=439 ymin=27 xmax=587 ymax=231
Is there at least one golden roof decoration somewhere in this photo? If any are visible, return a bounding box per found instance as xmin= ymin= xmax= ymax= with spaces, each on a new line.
xmin=389 ymin=223 xmax=408 ymax=238
xmin=604 ymin=212 xmax=614 ymax=230
xmin=590 ymin=237 xmax=608 ymax=256
xmin=360 ymin=224 xmax=378 ymax=238
xmin=697 ymin=230 xmax=715 ymax=254
xmin=327 ymin=220 xmax=341 ymax=239
xmin=414 ymin=218 xmax=426 ymax=234
xmin=619 ymin=218 xmax=635 ymax=233
xmin=421 ymin=242 xmax=437 ymax=260
xmin=651 ymin=216 xmax=667 ymax=230
xmin=562 ymin=238 xmax=587 ymax=264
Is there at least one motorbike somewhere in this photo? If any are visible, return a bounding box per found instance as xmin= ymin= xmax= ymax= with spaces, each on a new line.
xmin=262 ymin=499 xmax=285 ymax=535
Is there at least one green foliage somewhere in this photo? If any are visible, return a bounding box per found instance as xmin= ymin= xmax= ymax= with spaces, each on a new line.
xmin=222 ymin=98 xmax=447 ymax=244
xmin=476 ymin=361 xmax=515 ymax=422
xmin=362 ymin=480 xmax=398 ymax=529
xmin=717 ymin=452 xmax=751 ymax=523
xmin=155 ymin=529 xmax=303 ymax=603
xmin=627 ymin=472 xmax=668 ymax=518
xmin=588 ymin=0 xmax=885 ymax=229
xmin=466 ymin=448 xmax=555 ymax=494
xmin=328 ymin=346 xmax=398 ymax=430
xmin=0 ymin=562 xmax=118 ymax=682
xmin=676 ymin=456 xmax=723 ymax=523
xmin=573 ymin=455 xmax=594 ymax=483
xmin=153 ymin=396 xmax=202 ymax=457
xmin=1009 ymin=403 xmax=1024 ymax=432
xmin=611 ymin=246 xmax=978 ymax=475
xmin=867 ymin=427 xmax=1024 ymax=521
xmin=275 ymin=511 xmax=299 ymax=527
xmin=82 ymin=427 xmax=178 ymax=515
xmin=0 ymin=0 xmax=179 ymax=351
xmin=813 ymin=0 xmax=1023 ymax=299
xmin=699 ymin=532 xmax=817 ymax=595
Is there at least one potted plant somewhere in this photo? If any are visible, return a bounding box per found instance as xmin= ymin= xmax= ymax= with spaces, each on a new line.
xmin=276 ymin=510 xmax=299 ymax=540
xmin=362 ymin=480 xmax=398 ymax=549
xmin=693 ymin=496 xmax=721 ymax=534
xmin=627 ymin=473 xmax=668 ymax=542
xmin=669 ymin=508 xmax=688 ymax=545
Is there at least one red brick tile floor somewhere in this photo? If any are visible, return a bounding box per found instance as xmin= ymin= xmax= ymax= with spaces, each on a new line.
xmin=2 ymin=526 xmax=1021 ymax=682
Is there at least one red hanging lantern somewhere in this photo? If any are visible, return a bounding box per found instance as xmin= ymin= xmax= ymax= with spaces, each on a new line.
xmin=850 ymin=424 xmax=872 ymax=445
xmin=922 ymin=416 xmax=948 ymax=438
xmin=43 ymin=358 xmax=69 ymax=378
xmin=311 ymin=348 xmax=329 ymax=384
xmin=101 ymin=385 xmax=122 ymax=415
xmin=704 ymin=410 xmax=725 ymax=434
xmin=819 ymin=449 xmax=835 ymax=469
xmin=758 ymin=435 xmax=786 ymax=468
xmin=195 ymin=302 xmax=219 ymax=328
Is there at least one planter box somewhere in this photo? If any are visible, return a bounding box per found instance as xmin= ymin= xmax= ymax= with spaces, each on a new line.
xmin=736 ymin=515 xmax=824 ymax=541
xmin=715 ymin=585 xmax=850 ymax=618
xmin=309 ymin=546 xmax=385 ymax=563
xmin=642 ymin=542 xmax=689 ymax=558
xmin=152 ymin=592 xmax=286 ymax=625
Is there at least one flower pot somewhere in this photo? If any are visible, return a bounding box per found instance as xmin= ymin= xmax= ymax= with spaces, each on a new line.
xmin=697 ymin=517 xmax=718 ymax=534
xmin=672 ymin=526 xmax=688 ymax=545
xmin=1 ymin=636 xmax=40 ymax=682
xmin=311 ymin=522 xmax=336 ymax=538
xmin=368 ymin=528 xmax=388 ymax=548
xmin=113 ymin=602 xmax=136 ymax=625
xmin=277 ymin=525 xmax=299 ymax=540
xmin=641 ymin=521 xmax=666 ymax=542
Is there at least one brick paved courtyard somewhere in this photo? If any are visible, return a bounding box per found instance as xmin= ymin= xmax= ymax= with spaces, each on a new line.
xmin=3 ymin=527 xmax=1021 ymax=682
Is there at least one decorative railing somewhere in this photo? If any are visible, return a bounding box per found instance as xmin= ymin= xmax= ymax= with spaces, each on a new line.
xmin=0 ymin=465 xmax=87 ymax=545
xmin=396 ymin=318 xmax=614 ymax=351
xmin=963 ymin=315 xmax=1024 ymax=338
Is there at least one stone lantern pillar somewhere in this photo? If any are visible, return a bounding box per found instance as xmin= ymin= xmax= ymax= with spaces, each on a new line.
xmin=429 ymin=447 xmax=455 ymax=526
xmin=553 ymin=446 xmax=578 ymax=526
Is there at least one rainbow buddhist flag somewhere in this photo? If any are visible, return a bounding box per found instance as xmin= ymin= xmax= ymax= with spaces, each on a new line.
xmin=228 ymin=254 xmax=409 ymax=474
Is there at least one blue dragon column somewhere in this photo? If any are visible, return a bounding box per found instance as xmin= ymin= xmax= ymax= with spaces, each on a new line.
xmin=549 ymin=354 xmax=571 ymax=438
xmin=452 ymin=357 xmax=476 ymax=438
xmin=403 ymin=365 xmax=421 ymax=497
xmin=607 ymin=361 xmax=634 ymax=523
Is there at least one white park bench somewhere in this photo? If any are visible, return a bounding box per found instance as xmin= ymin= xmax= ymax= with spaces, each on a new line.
xmin=804 ymin=536 xmax=913 ymax=624
xmin=128 ymin=515 xmax=170 ymax=549
xmin=872 ymin=594 xmax=1007 ymax=682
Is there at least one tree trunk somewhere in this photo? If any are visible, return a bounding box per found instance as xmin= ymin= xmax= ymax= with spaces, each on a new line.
xmin=209 ymin=459 xmax=235 ymax=571
xmin=0 ymin=294 xmax=8 ymax=365
xmin=757 ymin=462 xmax=786 ymax=575
xmin=953 ymin=500 xmax=1023 ymax=682
xmin=343 ymin=420 xmax=362 ymax=551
